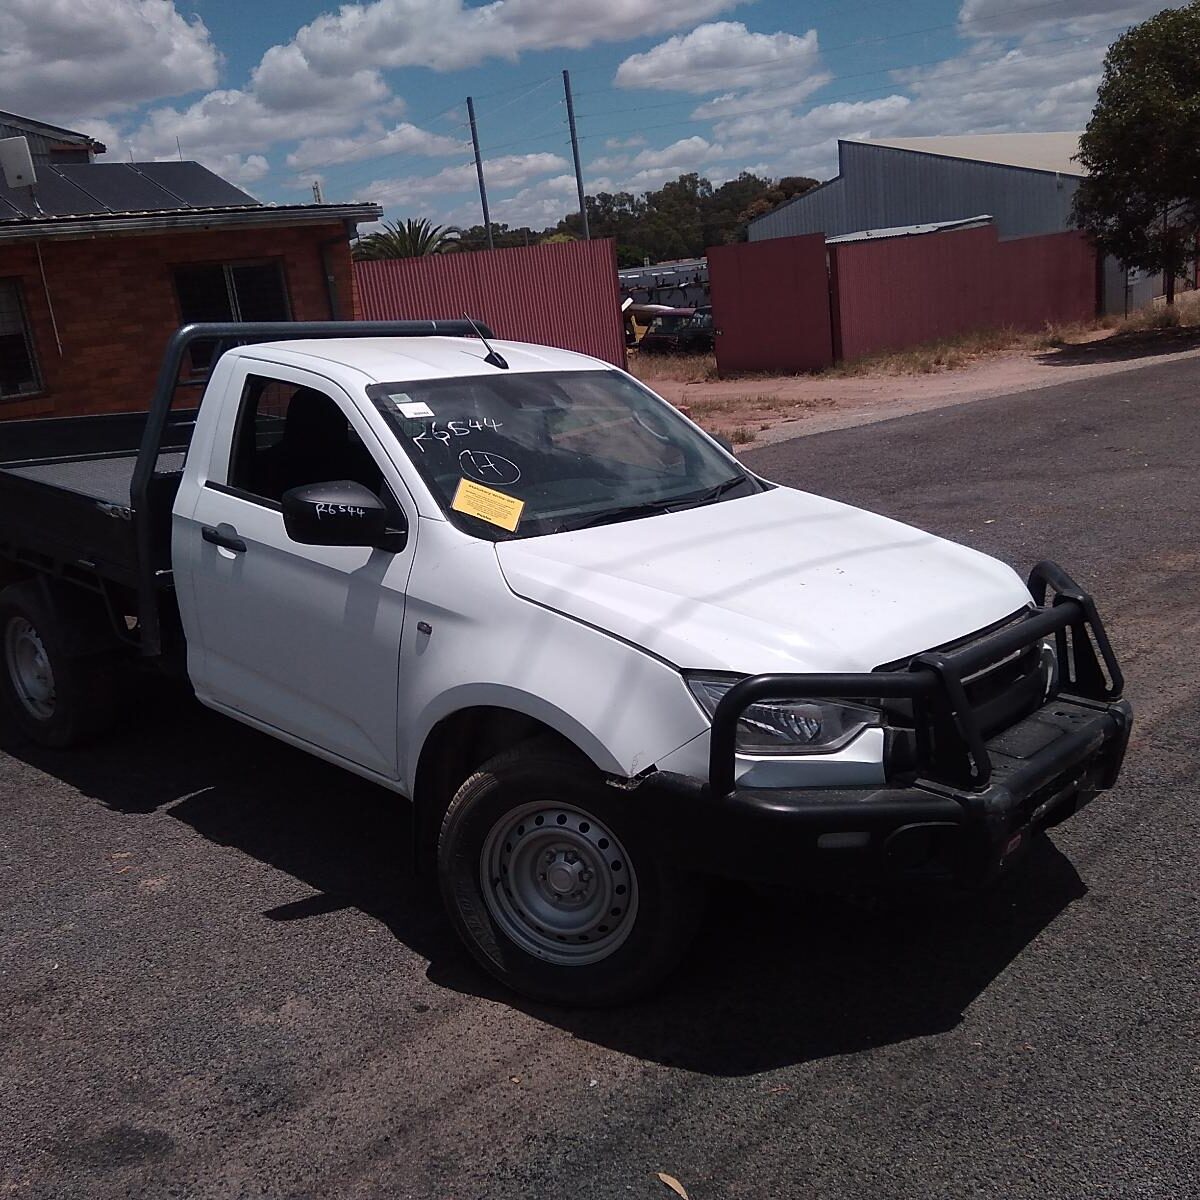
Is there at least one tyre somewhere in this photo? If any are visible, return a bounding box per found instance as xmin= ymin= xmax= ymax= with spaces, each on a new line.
xmin=438 ymin=742 xmax=703 ymax=1005
xmin=0 ymin=581 xmax=118 ymax=747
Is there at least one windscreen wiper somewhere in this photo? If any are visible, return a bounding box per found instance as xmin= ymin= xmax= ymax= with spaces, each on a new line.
xmin=568 ymin=474 xmax=751 ymax=532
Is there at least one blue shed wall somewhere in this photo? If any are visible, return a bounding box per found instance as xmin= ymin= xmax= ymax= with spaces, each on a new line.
xmin=749 ymin=142 xmax=1080 ymax=242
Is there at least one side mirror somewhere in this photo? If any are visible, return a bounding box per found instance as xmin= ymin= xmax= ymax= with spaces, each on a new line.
xmin=281 ymin=480 xmax=392 ymax=548
xmin=714 ymin=433 xmax=736 ymax=456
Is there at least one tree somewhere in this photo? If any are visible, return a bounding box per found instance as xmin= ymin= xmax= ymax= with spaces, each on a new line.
xmin=352 ymin=218 xmax=462 ymax=260
xmin=1074 ymin=2 xmax=1200 ymax=304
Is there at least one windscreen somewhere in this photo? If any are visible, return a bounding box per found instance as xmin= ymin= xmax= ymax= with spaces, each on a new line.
xmin=368 ymin=369 xmax=753 ymax=540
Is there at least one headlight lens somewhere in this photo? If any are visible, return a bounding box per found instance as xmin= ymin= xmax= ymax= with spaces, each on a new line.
xmin=686 ymin=675 xmax=881 ymax=755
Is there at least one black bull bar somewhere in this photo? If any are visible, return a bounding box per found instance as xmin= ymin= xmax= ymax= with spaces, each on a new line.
xmin=708 ymin=560 xmax=1124 ymax=796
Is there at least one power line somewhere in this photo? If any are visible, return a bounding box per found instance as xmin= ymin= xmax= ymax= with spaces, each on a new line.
xmin=322 ymin=0 xmax=1129 ymax=206
xmin=303 ymin=0 xmax=1119 ymax=191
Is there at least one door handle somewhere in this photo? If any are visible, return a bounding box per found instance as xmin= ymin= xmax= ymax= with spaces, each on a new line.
xmin=201 ymin=523 xmax=247 ymax=553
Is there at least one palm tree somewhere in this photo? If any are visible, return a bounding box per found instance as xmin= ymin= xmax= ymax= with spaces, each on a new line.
xmin=352 ymin=218 xmax=462 ymax=260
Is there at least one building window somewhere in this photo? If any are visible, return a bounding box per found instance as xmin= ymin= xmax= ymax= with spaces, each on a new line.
xmin=0 ymin=280 xmax=41 ymax=399
xmin=173 ymin=260 xmax=291 ymax=372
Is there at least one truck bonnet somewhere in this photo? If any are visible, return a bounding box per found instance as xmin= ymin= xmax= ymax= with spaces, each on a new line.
xmin=494 ymin=487 xmax=1033 ymax=675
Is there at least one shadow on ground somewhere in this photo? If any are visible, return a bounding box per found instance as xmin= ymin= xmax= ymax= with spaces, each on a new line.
xmin=1037 ymin=325 xmax=1200 ymax=366
xmin=2 ymin=685 xmax=1086 ymax=1077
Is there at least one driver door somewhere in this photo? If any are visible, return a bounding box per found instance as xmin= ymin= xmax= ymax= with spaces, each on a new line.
xmin=176 ymin=364 xmax=414 ymax=778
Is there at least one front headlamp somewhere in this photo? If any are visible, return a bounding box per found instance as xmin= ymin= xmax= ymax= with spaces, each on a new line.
xmin=686 ymin=674 xmax=880 ymax=755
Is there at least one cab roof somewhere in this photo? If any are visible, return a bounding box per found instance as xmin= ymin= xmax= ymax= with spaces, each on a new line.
xmin=233 ymin=336 xmax=608 ymax=384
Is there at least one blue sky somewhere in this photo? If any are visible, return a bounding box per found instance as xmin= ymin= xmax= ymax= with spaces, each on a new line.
xmin=2 ymin=1 xmax=1172 ymax=231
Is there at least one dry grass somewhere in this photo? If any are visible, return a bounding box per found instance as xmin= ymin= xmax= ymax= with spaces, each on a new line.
xmin=629 ymin=322 xmax=1109 ymax=386
xmin=1113 ymin=292 xmax=1200 ymax=334
xmin=628 ymin=351 xmax=719 ymax=384
xmin=824 ymin=323 xmax=1104 ymax=377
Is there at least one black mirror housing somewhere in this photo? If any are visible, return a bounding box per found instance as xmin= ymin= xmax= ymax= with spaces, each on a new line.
xmin=714 ymin=433 xmax=736 ymax=456
xmin=281 ymin=480 xmax=391 ymax=547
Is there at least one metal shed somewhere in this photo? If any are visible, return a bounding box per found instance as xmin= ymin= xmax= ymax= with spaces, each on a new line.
xmin=749 ymin=134 xmax=1084 ymax=243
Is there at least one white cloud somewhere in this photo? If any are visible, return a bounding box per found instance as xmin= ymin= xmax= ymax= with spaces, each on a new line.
xmin=445 ymin=173 xmax=580 ymax=229
xmin=629 ymin=136 xmax=725 ymax=170
xmin=287 ymin=123 xmax=469 ymax=170
xmin=614 ymin=22 xmax=824 ymax=95
xmin=249 ymin=43 xmax=390 ymax=115
xmin=203 ymin=153 xmax=271 ymax=189
xmin=80 ymin=0 xmax=750 ymax=201
xmin=363 ymin=152 xmax=569 ymax=210
xmin=131 ymin=85 xmax=382 ymax=162
xmin=680 ymin=4 xmax=1167 ymax=183
xmin=289 ymin=0 xmax=748 ymax=74
xmin=959 ymin=0 xmax=1165 ymax=37
xmin=605 ymin=135 xmax=647 ymax=150
xmin=0 ymin=0 xmax=219 ymax=121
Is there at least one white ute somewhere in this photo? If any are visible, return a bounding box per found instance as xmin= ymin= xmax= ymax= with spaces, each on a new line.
xmin=0 ymin=322 xmax=1132 ymax=1004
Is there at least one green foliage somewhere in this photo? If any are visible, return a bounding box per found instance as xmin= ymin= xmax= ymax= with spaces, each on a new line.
xmin=557 ymin=171 xmax=820 ymax=259
xmin=370 ymin=170 xmax=821 ymax=266
xmin=352 ymin=218 xmax=462 ymax=260
xmin=1074 ymin=2 xmax=1200 ymax=298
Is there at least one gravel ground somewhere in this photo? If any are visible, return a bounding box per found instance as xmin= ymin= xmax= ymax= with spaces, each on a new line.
xmin=2 ymin=358 xmax=1198 ymax=1199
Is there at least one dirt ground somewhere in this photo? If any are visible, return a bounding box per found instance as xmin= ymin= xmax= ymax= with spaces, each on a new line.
xmin=645 ymin=325 xmax=1200 ymax=448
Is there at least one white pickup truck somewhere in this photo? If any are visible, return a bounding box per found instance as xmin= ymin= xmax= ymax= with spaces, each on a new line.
xmin=0 ymin=321 xmax=1132 ymax=1004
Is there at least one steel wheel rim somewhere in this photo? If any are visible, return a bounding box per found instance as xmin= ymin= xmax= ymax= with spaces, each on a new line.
xmin=481 ymin=800 xmax=639 ymax=966
xmin=4 ymin=617 xmax=56 ymax=720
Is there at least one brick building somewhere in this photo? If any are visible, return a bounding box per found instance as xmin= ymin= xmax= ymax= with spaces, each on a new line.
xmin=0 ymin=112 xmax=380 ymax=419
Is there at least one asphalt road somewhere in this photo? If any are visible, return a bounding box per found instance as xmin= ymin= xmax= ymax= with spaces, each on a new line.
xmin=3 ymin=359 xmax=1198 ymax=1199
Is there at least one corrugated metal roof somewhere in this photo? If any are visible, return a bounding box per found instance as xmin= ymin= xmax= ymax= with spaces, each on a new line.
xmin=0 ymin=202 xmax=382 ymax=241
xmin=0 ymin=109 xmax=105 ymax=153
xmin=0 ymin=158 xmax=381 ymax=240
xmin=825 ymin=214 xmax=994 ymax=243
xmin=858 ymin=133 xmax=1084 ymax=176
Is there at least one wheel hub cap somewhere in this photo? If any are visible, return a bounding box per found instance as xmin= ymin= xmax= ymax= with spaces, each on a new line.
xmin=481 ymin=801 xmax=639 ymax=967
xmin=4 ymin=617 xmax=56 ymax=721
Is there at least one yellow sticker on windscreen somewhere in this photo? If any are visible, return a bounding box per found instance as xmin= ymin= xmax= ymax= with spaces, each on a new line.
xmin=451 ymin=478 xmax=525 ymax=532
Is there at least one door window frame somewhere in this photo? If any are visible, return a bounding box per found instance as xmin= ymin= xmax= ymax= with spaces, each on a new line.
xmin=203 ymin=361 xmax=418 ymax=535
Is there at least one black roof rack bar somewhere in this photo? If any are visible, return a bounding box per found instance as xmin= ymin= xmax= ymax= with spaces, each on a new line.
xmin=131 ymin=320 xmax=494 ymax=655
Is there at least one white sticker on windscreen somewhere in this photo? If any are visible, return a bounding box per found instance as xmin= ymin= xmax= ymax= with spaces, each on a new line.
xmin=396 ymin=400 xmax=435 ymax=419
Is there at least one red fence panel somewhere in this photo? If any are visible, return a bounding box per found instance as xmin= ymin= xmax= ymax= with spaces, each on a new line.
xmin=830 ymin=227 xmax=1096 ymax=362
xmin=708 ymin=236 xmax=833 ymax=374
xmin=354 ymin=238 xmax=626 ymax=367
xmin=989 ymin=231 xmax=1096 ymax=330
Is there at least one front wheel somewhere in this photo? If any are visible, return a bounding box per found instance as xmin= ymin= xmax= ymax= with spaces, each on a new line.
xmin=438 ymin=743 xmax=703 ymax=1005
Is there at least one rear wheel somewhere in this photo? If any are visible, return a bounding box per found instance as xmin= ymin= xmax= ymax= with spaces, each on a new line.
xmin=438 ymin=742 xmax=702 ymax=1005
xmin=0 ymin=582 xmax=118 ymax=747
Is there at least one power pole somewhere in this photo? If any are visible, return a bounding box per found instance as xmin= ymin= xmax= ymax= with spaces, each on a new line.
xmin=466 ymin=96 xmax=494 ymax=250
xmin=311 ymin=179 xmax=324 ymax=204
xmin=562 ymin=69 xmax=589 ymax=240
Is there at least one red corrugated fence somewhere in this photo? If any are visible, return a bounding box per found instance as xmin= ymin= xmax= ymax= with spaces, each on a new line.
xmin=830 ymin=227 xmax=1095 ymax=362
xmin=354 ymin=238 xmax=626 ymax=367
xmin=708 ymin=235 xmax=833 ymax=374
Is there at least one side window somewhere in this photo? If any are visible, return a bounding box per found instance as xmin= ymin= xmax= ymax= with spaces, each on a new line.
xmin=0 ymin=279 xmax=41 ymax=399
xmin=229 ymin=375 xmax=383 ymax=503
